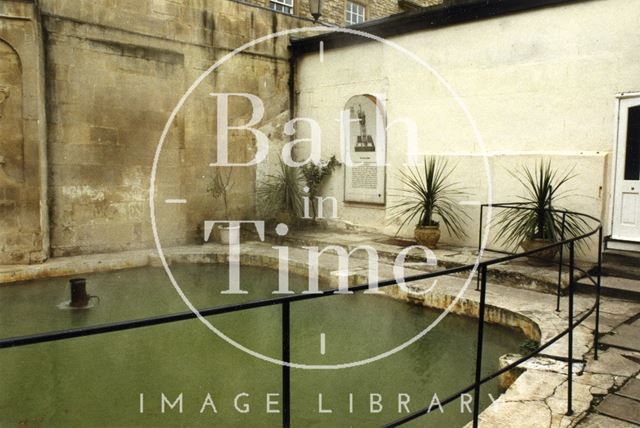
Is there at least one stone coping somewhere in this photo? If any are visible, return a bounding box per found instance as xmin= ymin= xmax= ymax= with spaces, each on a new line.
xmin=1 ymin=242 xmax=637 ymax=427
xmin=0 ymin=240 xmax=598 ymax=360
xmin=261 ymin=228 xmax=594 ymax=295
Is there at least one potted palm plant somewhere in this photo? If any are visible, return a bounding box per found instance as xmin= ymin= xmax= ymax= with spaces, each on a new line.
xmin=492 ymin=160 xmax=589 ymax=265
xmin=389 ymin=157 xmax=469 ymax=248
xmin=257 ymin=158 xmax=304 ymax=225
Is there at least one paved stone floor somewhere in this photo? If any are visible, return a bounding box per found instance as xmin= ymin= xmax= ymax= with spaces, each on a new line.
xmin=576 ymin=314 xmax=640 ymax=427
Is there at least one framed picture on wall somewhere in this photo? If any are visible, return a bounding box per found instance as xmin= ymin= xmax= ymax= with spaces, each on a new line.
xmin=343 ymin=94 xmax=387 ymax=205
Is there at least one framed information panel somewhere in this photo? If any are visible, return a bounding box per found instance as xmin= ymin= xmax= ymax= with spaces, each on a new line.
xmin=343 ymin=94 xmax=386 ymax=205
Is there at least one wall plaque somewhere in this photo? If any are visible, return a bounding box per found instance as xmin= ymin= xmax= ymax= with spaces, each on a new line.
xmin=343 ymin=94 xmax=386 ymax=204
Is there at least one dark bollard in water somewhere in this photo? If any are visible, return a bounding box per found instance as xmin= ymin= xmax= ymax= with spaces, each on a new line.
xmin=69 ymin=278 xmax=89 ymax=308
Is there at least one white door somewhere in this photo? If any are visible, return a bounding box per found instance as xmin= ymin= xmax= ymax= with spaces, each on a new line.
xmin=612 ymin=96 xmax=640 ymax=241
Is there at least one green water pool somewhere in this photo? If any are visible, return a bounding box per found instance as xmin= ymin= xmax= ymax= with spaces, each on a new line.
xmin=0 ymin=264 xmax=526 ymax=427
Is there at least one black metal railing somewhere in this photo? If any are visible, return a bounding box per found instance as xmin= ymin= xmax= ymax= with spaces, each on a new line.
xmin=385 ymin=203 xmax=602 ymax=427
xmin=0 ymin=203 xmax=603 ymax=428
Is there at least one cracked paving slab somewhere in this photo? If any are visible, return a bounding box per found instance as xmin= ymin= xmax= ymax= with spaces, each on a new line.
xmin=585 ymin=348 xmax=640 ymax=378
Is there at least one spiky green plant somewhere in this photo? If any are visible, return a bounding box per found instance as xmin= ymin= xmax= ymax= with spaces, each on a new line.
xmin=493 ymin=160 xmax=590 ymax=250
xmin=389 ymin=157 xmax=469 ymax=238
xmin=257 ymin=158 xmax=304 ymax=218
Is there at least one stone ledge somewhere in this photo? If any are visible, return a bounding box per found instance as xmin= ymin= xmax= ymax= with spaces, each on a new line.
xmin=262 ymin=228 xmax=594 ymax=295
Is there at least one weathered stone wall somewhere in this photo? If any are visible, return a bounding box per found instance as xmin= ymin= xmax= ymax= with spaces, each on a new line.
xmin=44 ymin=17 xmax=187 ymax=255
xmin=37 ymin=0 xmax=308 ymax=257
xmin=0 ymin=0 xmax=461 ymax=262
xmin=0 ymin=41 xmax=23 ymax=183
xmin=0 ymin=1 xmax=48 ymax=264
xmin=243 ymin=0 xmax=442 ymax=25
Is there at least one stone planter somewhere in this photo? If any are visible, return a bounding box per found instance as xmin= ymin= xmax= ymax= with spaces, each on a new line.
xmin=219 ymin=224 xmax=241 ymax=244
xmin=414 ymin=225 xmax=441 ymax=248
xmin=520 ymin=238 xmax=559 ymax=266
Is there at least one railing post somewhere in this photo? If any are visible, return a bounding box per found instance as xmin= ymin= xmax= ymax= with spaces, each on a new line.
xmin=472 ymin=265 xmax=488 ymax=428
xmin=476 ymin=205 xmax=484 ymax=292
xmin=282 ymin=301 xmax=291 ymax=428
xmin=556 ymin=212 xmax=567 ymax=312
xmin=594 ymin=227 xmax=603 ymax=360
xmin=566 ymin=241 xmax=575 ymax=416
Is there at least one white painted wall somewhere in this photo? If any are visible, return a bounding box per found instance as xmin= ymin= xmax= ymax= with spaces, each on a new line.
xmin=293 ymin=0 xmax=640 ymax=260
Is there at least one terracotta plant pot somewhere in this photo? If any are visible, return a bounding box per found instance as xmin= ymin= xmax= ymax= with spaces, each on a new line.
xmin=414 ymin=225 xmax=441 ymax=248
xmin=520 ymin=238 xmax=559 ymax=266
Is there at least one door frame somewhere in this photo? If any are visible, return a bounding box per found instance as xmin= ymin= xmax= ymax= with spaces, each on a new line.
xmin=610 ymin=92 xmax=640 ymax=240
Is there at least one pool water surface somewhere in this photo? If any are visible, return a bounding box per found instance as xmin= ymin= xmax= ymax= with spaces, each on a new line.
xmin=0 ymin=264 xmax=526 ymax=427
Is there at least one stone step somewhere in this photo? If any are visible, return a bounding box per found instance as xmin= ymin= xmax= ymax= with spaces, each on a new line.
xmin=618 ymin=378 xmax=640 ymax=402
xmin=576 ymin=276 xmax=640 ymax=301
xmin=577 ymin=413 xmax=639 ymax=427
xmin=258 ymin=228 xmax=596 ymax=295
xmin=599 ymin=264 xmax=640 ymax=281
xmin=600 ymin=319 xmax=640 ymax=352
xmin=600 ymin=249 xmax=640 ymax=280
xmin=606 ymin=238 xmax=640 ymax=253
xmin=603 ymin=249 xmax=640 ymax=266
xmin=596 ymin=394 xmax=640 ymax=425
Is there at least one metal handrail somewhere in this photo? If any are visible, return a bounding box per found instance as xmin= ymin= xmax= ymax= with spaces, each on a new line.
xmin=386 ymin=203 xmax=602 ymax=427
xmin=0 ymin=203 xmax=603 ymax=428
xmin=383 ymin=302 xmax=596 ymax=427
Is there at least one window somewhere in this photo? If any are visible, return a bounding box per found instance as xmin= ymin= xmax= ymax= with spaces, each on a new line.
xmin=624 ymin=105 xmax=640 ymax=180
xmin=270 ymin=0 xmax=293 ymax=14
xmin=345 ymin=1 xmax=365 ymax=25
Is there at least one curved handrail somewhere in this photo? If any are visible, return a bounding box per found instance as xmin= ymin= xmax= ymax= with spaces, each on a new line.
xmin=383 ymin=298 xmax=598 ymax=427
xmin=384 ymin=203 xmax=603 ymax=427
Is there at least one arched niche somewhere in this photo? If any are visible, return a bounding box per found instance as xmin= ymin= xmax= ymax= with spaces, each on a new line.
xmin=0 ymin=37 xmax=23 ymax=183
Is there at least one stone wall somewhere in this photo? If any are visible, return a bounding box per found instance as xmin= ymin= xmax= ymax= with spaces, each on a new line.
xmin=242 ymin=0 xmax=442 ymax=26
xmin=0 ymin=0 xmax=310 ymax=260
xmin=0 ymin=0 xmax=451 ymax=263
xmin=39 ymin=0 xmax=310 ymax=257
xmin=0 ymin=1 xmax=48 ymax=264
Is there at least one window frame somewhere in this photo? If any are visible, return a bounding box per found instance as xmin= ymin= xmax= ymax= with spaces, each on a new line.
xmin=345 ymin=1 xmax=366 ymax=25
xmin=270 ymin=0 xmax=294 ymax=15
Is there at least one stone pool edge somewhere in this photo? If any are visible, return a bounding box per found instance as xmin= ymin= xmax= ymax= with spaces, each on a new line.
xmin=0 ymin=243 xmax=603 ymax=427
